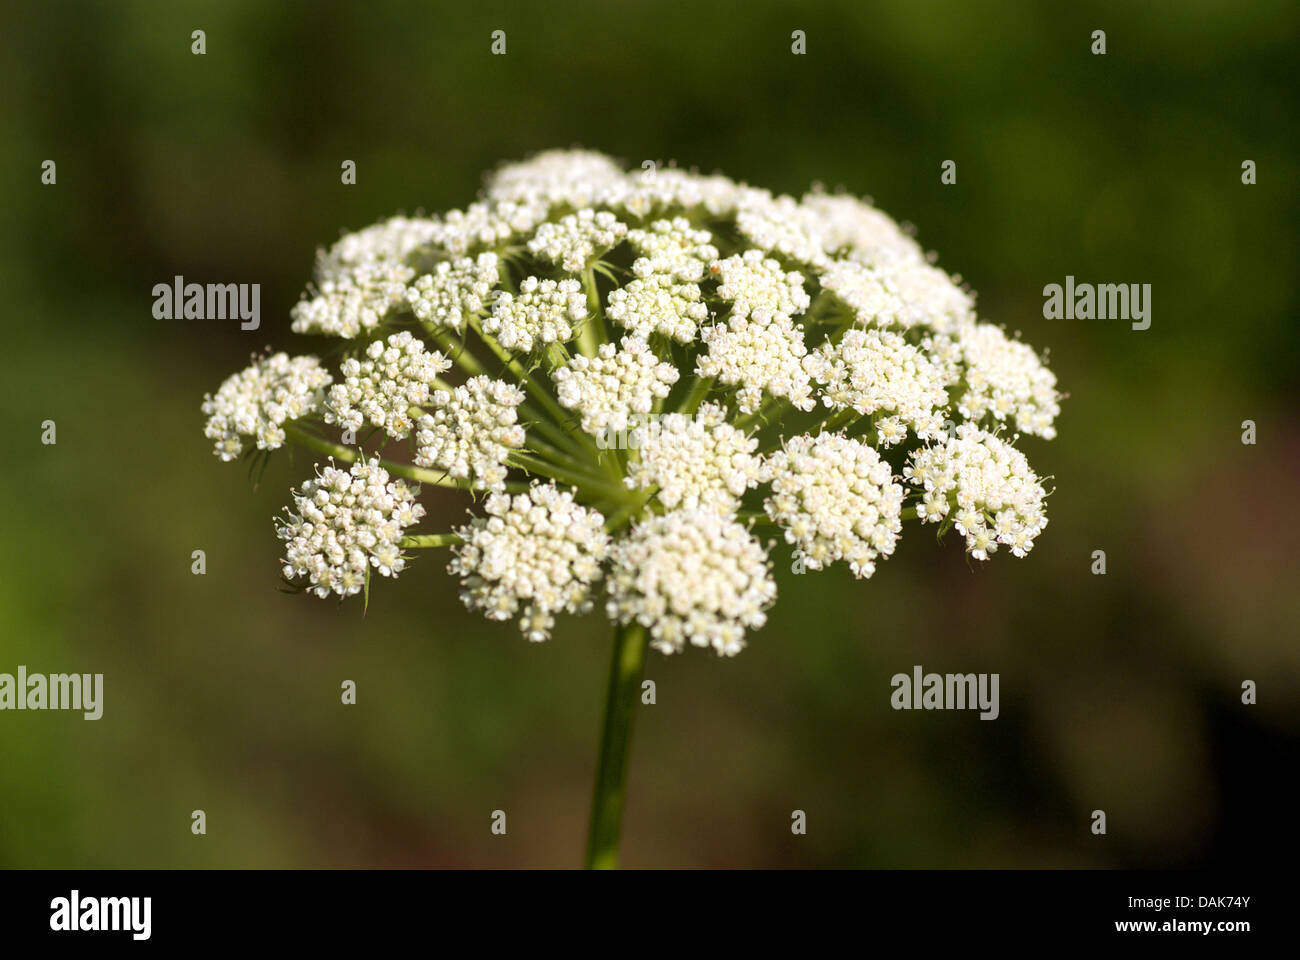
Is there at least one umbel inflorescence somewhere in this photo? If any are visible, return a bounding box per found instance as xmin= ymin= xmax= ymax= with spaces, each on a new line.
xmin=203 ymin=150 xmax=1061 ymax=656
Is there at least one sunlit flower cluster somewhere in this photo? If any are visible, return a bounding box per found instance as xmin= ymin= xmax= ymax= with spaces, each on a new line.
xmin=763 ymin=432 xmax=904 ymax=578
xmin=485 ymin=276 xmax=586 ymax=352
xmin=324 ymin=331 xmax=451 ymax=440
xmin=905 ymin=425 xmax=1049 ymax=560
xmin=206 ymin=149 xmax=1061 ymax=657
xmin=606 ymin=510 xmax=775 ymax=657
xmin=553 ymin=337 xmax=680 ymax=435
xmin=626 ymin=402 xmax=762 ymax=511
xmin=276 ymin=457 xmax=424 ymax=598
xmin=202 ymin=352 xmax=332 ymax=460
xmin=414 ymin=376 xmax=526 ymax=491
xmin=406 ymin=253 xmax=500 ymax=332
xmin=450 ymin=482 xmax=609 ymax=642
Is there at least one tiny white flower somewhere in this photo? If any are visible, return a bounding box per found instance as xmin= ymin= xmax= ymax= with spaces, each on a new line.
xmin=763 ymin=432 xmax=903 ymax=578
xmin=414 ymin=376 xmax=526 ymax=490
xmin=606 ymin=510 xmax=776 ymax=657
xmin=626 ymin=402 xmax=762 ymax=512
xmin=202 ymin=353 xmax=332 ymax=460
xmin=323 ymin=331 xmax=451 ymax=440
xmin=484 ymin=276 xmax=586 ymax=352
xmin=276 ymin=457 xmax=425 ymax=598
xmin=450 ymin=482 xmax=609 ymax=642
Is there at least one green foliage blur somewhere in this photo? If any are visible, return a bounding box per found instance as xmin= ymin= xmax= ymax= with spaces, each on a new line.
xmin=1 ymin=0 xmax=1296 ymax=868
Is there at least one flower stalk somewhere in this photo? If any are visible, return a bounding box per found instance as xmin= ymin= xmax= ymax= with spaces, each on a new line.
xmin=585 ymin=621 xmax=649 ymax=870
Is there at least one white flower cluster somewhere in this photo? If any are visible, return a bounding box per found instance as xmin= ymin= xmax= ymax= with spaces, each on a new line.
xmin=426 ymin=201 xmax=549 ymax=257
xmin=709 ymin=250 xmax=811 ymax=320
xmin=697 ymin=311 xmax=815 ymax=414
xmin=905 ymin=426 xmax=1049 ymax=560
xmin=763 ymin=432 xmax=903 ymax=579
xmin=277 ymin=458 xmax=424 ymax=598
xmin=803 ymin=328 xmax=951 ymax=445
xmin=291 ymin=261 xmax=414 ymax=339
xmin=606 ymin=270 xmax=709 ymax=343
xmin=414 ymin=376 xmax=526 ymax=490
xmin=449 ymin=483 xmax=610 ymax=643
xmin=606 ymin=219 xmax=716 ymax=345
xmin=486 ymin=149 xmax=629 ymax=210
xmin=553 ymin=337 xmax=680 ymax=434
xmin=625 ymin=217 xmax=718 ymax=275
xmin=606 ymin=510 xmax=776 ymax=657
xmin=955 ymin=322 xmax=1060 ymax=439
xmin=211 ymin=149 xmax=1062 ymax=656
xmin=406 ymin=253 xmax=500 ymax=332
xmin=528 ymin=209 xmax=628 ymax=272
xmin=314 ymin=216 xmax=442 ymax=282
xmin=484 ymin=276 xmax=586 ymax=352
xmin=626 ymin=402 xmax=762 ymax=511
xmin=202 ymin=352 xmax=332 ymax=460
xmin=817 ymin=258 xmax=907 ymax=328
xmin=324 ymin=332 xmax=451 ymax=440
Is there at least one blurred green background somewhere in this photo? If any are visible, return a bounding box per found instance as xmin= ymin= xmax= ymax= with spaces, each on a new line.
xmin=1 ymin=0 xmax=1296 ymax=868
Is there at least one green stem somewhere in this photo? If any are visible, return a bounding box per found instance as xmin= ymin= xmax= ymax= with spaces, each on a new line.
xmin=821 ymin=408 xmax=859 ymax=433
xmin=577 ymin=264 xmax=605 ymax=358
xmin=508 ymin=452 xmax=627 ymax=498
xmin=283 ymin=422 xmax=527 ymax=493
xmin=677 ymin=376 xmax=715 ymax=415
xmin=603 ymin=488 xmax=654 ymax=533
xmin=585 ymin=621 xmax=649 ymax=870
xmin=400 ymin=533 xmax=463 ymax=548
xmin=424 ymin=324 xmax=489 ymax=378
xmin=734 ymin=395 xmax=785 ymax=431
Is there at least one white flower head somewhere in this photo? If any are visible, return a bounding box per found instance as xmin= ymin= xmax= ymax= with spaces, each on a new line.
xmin=553 ymin=336 xmax=680 ymax=435
xmin=904 ymin=425 xmax=1049 ymax=560
xmin=486 ymin=149 xmax=629 ymax=210
xmin=425 ymin=201 xmax=549 ymax=257
xmin=484 ymin=276 xmax=587 ymax=352
xmin=798 ymin=190 xmax=925 ymax=263
xmin=291 ymin=261 xmax=415 ymax=339
xmin=202 ymin=353 xmax=332 ymax=460
xmin=527 ymin=209 xmax=628 ymax=273
xmin=697 ymin=310 xmax=816 ymax=414
xmin=406 ymin=253 xmax=500 ymax=332
xmin=210 ymin=149 xmax=1063 ymax=646
xmin=625 ymin=217 xmax=719 ymax=278
xmin=606 ymin=271 xmax=709 ymax=344
xmin=450 ymin=482 xmax=610 ymax=643
xmin=735 ymin=192 xmax=830 ymax=268
xmin=817 ymin=258 xmax=907 ymax=328
xmin=323 ymin=331 xmax=452 ymax=440
xmin=955 ymin=322 xmax=1061 ymax=439
xmin=276 ymin=457 xmax=425 ymax=598
xmin=803 ymin=327 xmax=951 ymax=445
xmin=607 ymin=510 xmax=776 ymax=657
xmin=414 ymin=376 xmax=526 ymax=491
xmin=764 ymin=432 xmax=903 ymax=578
xmin=709 ymin=249 xmax=811 ymax=319
xmin=314 ymin=215 xmax=441 ymax=284
xmin=626 ymin=402 xmax=762 ymax=512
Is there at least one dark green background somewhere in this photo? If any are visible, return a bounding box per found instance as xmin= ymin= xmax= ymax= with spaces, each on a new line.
xmin=1 ymin=0 xmax=1296 ymax=867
